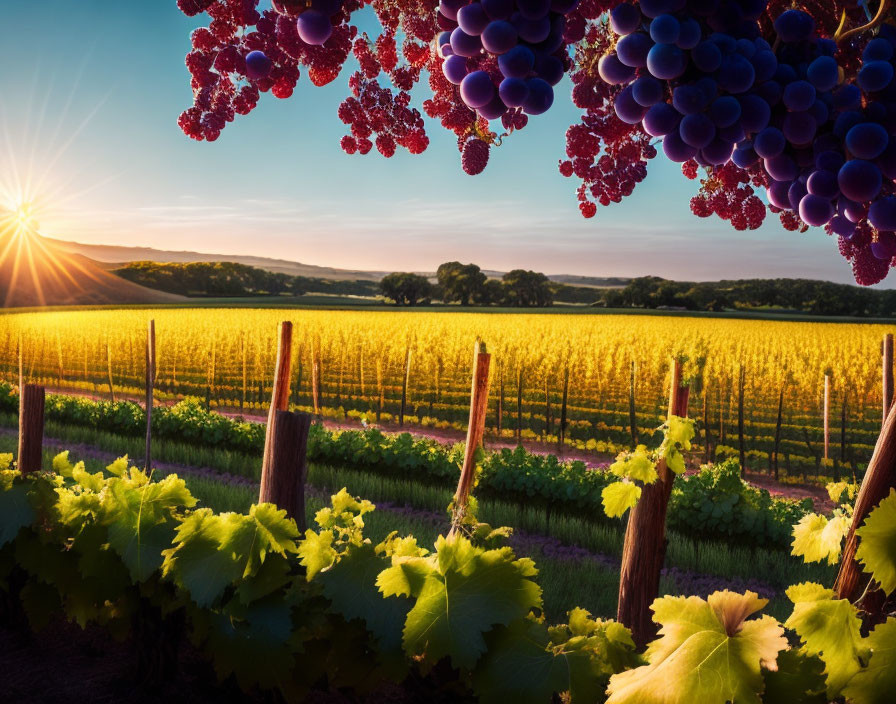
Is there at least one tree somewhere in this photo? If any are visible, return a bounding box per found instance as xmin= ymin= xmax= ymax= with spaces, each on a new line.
xmin=502 ymin=270 xmax=554 ymax=307
xmin=436 ymin=262 xmax=487 ymax=305
xmin=380 ymin=272 xmax=433 ymax=306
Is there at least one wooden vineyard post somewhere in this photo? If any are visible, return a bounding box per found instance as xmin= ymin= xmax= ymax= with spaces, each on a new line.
xmin=312 ymin=356 xmax=321 ymax=417
xmin=835 ymin=401 xmax=896 ymax=619
xmin=106 ymin=341 xmax=116 ymax=403
xmin=702 ymin=380 xmax=710 ymax=462
xmin=558 ymin=367 xmax=569 ymax=454
xmin=262 ymin=322 xmax=293 ymax=482
xmin=823 ymin=374 xmax=830 ymax=462
xmin=629 ymin=360 xmax=638 ymax=447
xmin=773 ymin=383 xmax=785 ymax=481
xmin=617 ymin=359 xmax=690 ymax=648
xmin=884 ymin=334 xmax=894 ymax=428
xmin=839 ymin=390 xmax=848 ymax=482
xmin=450 ymin=341 xmax=491 ymax=535
xmin=496 ymin=364 xmax=504 ymax=436
xmin=259 ymin=410 xmax=311 ymax=529
xmin=18 ymin=385 xmax=45 ymax=475
xmin=399 ymin=347 xmax=411 ymax=427
xmin=544 ymin=376 xmax=552 ymax=440
xmin=145 ymin=320 xmax=156 ymax=473
xmin=241 ymin=332 xmax=247 ymax=413
xmin=737 ymin=365 xmax=746 ymax=475
xmin=516 ymin=366 xmax=523 ymax=444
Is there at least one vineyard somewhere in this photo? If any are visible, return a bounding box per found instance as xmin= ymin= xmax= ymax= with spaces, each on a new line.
xmin=3 ymin=307 xmax=893 ymax=479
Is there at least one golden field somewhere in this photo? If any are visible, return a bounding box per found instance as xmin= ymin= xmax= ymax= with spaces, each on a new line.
xmin=1 ymin=307 xmax=891 ymax=473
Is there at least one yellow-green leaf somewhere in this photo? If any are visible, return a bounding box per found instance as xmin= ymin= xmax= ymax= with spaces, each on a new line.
xmin=791 ymin=513 xmax=849 ymax=565
xmin=602 ymin=482 xmax=642 ymax=519
xmin=841 ymin=618 xmax=896 ymax=704
xmin=855 ymin=489 xmax=896 ymax=595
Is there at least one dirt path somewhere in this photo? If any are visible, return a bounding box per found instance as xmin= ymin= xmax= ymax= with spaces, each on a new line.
xmin=37 ymin=384 xmax=833 ymax=509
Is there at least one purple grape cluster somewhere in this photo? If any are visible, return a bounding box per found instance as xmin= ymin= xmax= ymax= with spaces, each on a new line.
xmin=437 ymin=0 xmax=579 ymax=119
xmin=597 ymin=1 xmax=896 ymax=284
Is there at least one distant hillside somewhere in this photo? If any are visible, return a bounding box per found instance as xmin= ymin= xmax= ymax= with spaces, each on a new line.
xmin=45 ymin=238 xmax=387 ymax=282
xmin=46 ymin=239 xmax=632 ymax=287
xmin=0 ymin=234 xmax=184 ymax=308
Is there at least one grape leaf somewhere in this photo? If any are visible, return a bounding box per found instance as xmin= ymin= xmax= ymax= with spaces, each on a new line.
xmin=0 ymin=473 xmax=34 ymax=547
xmin=377 ymin=534 xmax=542 ymax=670
xmin=841 ymin=618 xmax=896 ymax=704
xmin=665 ymin=415 xmax=695 ymax=450
xmin=316 ymin=542 xmax=409 ymax=653
xmin=102 ymin=474 xmax=196 ymax=582
xmin=164 ymin=505 xmax=299 ymax=607
xmin=606 ymin=591 xmax=786 ymax=704
xmin=602 ymin=482 xmax=642 ymax=518
xmin=298 ymin=529 xmax=337 ymax=580
xmin=472 ymin=619 xmax=570 ymax=704
xmin=855 ymin=488 xmax=896 ymax=594
xmin=664 ymin=447 xmax=686 ymax=475
xmin=762 ymin=649 xmax=828 ymax=704
xmin=0 ymin=453 xmax=12 ymax=470
xmin=105 ymin=456 xmax=129 ymax=477
xmin=52 ymin=451 xmax=75 ymax=478
xmin=784 ymin=582 xmax=868 ymax=696
xmin=791 ymin=513 xmax=849 ymax=565
xmin=610 ymin=446 xmax=657 ymax=484
xmin=72 ymin=463 xmax=105 ymax=492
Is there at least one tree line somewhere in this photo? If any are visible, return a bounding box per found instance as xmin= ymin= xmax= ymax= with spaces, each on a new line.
xmin=599 ymin=276 xmax=896 ymax=317
xmin=380 ymin=262 xmax=557 ymax=307
xmin=114 ymin=261 xmax=379 ymax=298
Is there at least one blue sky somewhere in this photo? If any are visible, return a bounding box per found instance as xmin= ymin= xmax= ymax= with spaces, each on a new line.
xmin=0 ymin=0 xmax=880 ymax=284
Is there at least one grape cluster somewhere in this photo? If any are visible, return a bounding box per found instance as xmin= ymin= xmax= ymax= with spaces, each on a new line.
xmin=435 ymin=0 xmax=579 ymax=122
xmin=596 ymin=0 xmax=896 ymax=283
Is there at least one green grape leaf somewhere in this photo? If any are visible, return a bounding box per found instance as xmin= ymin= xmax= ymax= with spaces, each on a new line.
xmin=602 ymin=482 xmax=642 ymax=519
xmin=0 ymin=474 xmax=34 ymax=547
xmin=841 ymin=618 xmax=896 ymax=704
xmin=665 ymin=415 xmax=695 ymax=450
xmin=235 ymin=553 xmax=292 ymax=605
xmin=164 ymin=504 xmax=300 ymax=606
xmin=317 ymin=542 xmax=409 ymax=653
xmin=298 ymin=529 xmax=336 ymax=581
xmin=378 ymin=534 xmax=542 ymax=670
xmin=72 ymin=463 xmax=105 ymax=492
xmin=55 ymin=487 xmax=102 ymax=526
xmin=665 ymin=447 xmax=686 ymax=475
xmin=762 ymin=649 xmax=828 ymax=704
xmin=203 ymin=596 xmax=296 ymax=693
xmin=52 ymin=451 xmax=75 ymax=478
xmin=791 ymin=513 xmax=849 ymax=565
xmin=472 ymin=619 xmax=570 ymax=704
xmin=105 ymin=456 xmax=129 ymax=477
xmin=0 ymin=453 xmax=12 ymax=470
xmin=784 ymin=582 xmax=868 ymax=696
xmin=606 ymin=591 xmax=787 ymax=704
xmin=102 ymin=474 xmax=196 ymax=582
xmin=609 ymin=446 xmax=657 ymax=484
xmin=855 ymin=488 xmax=896 ymax=595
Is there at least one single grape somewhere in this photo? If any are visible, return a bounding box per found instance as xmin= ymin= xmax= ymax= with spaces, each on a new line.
xmin=864 ymin=37 xmax=894 ymax=62
xmin=598 ymin=53 xmax=636 ymax=85
xmin=799 ymin=194 xmax=834 ymax=227
xmin=677 ymin=18 xmax=701 ymax=49
xmin=610 ymin=3 xmax=641 ymax=35
xmin=708 ymin=96 xmax=741 ymax=127
xmin=647 ymin=43 xmax=686 ymax=79
xmin=643 ymin=102 xmax=681 ymax=136
xmin=617 ymin=32 xmax=654 ymax=68
xmin=522 ymin=77 xmax=554 ymax=114
xmin=662 ymin=130 xmax=698 ymax=161
xmin=838 ymin=160 xmax=883 ymax=202
xmin=478 ymin=94 xmax=508 ymax=119
xmin=442 ymin=55 xmax=469 ymax=84
xmin=767 ymin=180 xmax=792 ymax=209
xmin=679 ymin=113 xmax=715 ymax=148
xmin=806 ymin=56 xmax=838 ymax=91
xmin=732 ymin=143 xmax=760 ymax=167
xmin=871 ymin=231 xmax=896 ymax=260
xmin=782 ymin=111 xmax=817 ymax=145
xmin=297 ymin=10 xmax=332 ymax=45
xmin=245 ymin=51 xmax=272 ymax=80
xmin=650 ymin=14 xmax=680 ymax=44
xmin=483 ymin=0 xmax=514 ymax=18
xmin=517 ymin=0 xmax=551 ymax=20
xmin=753 ymin=127 xmax=785 ymax=158
xmin=460 ymin=70 xmax=495 ymax=107
xmin=806 ymin=169 xmax=839 ymax=199
xmin=632 ymin=76 xmax=663 ymax=106
xmin=499 ymin=76 xmax=529 ymax=106
xmin=782 ymin=80 xmax=815 ymax=111
xmin=738 ymin=94 xmax=770 ymax=132
xmin=869 ymin=196 xmax=896 ymax=231
xmin=481 ymin=20 xmax=518 ymax=52
xmin=692 ymin=41 xmax=722 ymax=72
xmin=536 ymin=55 xmax=564 ymax=85
xmin=845 ymin=122 xmax=889 ymax=160
xmin=458 ymin=3 xmax=491 ymax=35
xmin=451 ymin=26 xmax=484 ymax=57
xmin=614 ymin=84 xmax=649 ymax=123
xmin=816 ymin=150 xmax=845 ymax=172
xmin=773 ymin=9 xmax=814 ymax=43
xmin=513 ymin=13 xmax=551 ymax=42
xmin=765 ymin=153 xmax=798 ymax=181
xmin=701 ymin=137 xmax=734 ymax=164
xmin=829 ymin=215 xmax=856 ymax=236
xmin=858 ymin=61 xmax=895 ymax=93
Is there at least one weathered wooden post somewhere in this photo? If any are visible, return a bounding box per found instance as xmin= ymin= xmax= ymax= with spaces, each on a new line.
xmin=516 ymin=366 xmax=523 ymax=444
xmin=823 ymin=374 xmax=830 ymax=462
xmin=450 ymin=341 xmax=491 ymax=534
xmin=262 ymin=322 xmax=293 ymax=472
xmin=617 ymin=358 xmax=690 ymax=648
xmin=558 ymin=366 xmax=569 ymax=453
xmin=260 ymin=410 xmax=311 ymax=529
xmin=629 ymin=360 xmax=638 ymax=448
xmin=399 ymin=347 xmax=411 ymax=427
xmin=883 ymin=333 xmax=893 ymax=428
xmin=737 ymin=365 xmax=745 ymax=475
xmin=145 ymin=320 xmax=156 ymax=472
xmin=106 ymin=341 xmax=116 ymax=403
xmin=18 ymin=385 xmax=45 ymax=475
xmin=258 ymin=322 xmax=313 ymax=528
xmin=835 ymin=400 xmax=896 ymax=620
xmin=773 ymin=383 xmax=785 ymax=481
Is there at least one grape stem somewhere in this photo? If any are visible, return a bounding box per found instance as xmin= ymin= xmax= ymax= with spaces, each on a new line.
xmin=836 ymin=0 xmax=891 ymax=43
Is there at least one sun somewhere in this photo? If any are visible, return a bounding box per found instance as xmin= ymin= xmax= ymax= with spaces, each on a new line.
xmin=1 ymin=200 xmax=40 ymax=240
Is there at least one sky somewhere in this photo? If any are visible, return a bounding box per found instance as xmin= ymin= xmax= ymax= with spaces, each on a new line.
xmin=0 ymin=1 xmax=885 ymax=285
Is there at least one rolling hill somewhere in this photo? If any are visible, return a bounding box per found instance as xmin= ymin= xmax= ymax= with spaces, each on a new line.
xmin=44 ymin=238 xmax=632 ymax=287
xmin=0 ymin=232 xmax=185 ymax=308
